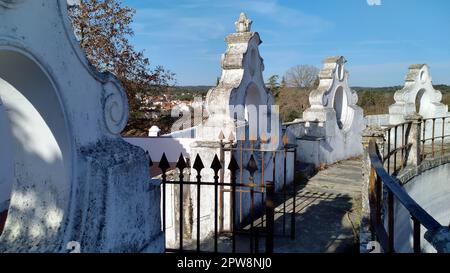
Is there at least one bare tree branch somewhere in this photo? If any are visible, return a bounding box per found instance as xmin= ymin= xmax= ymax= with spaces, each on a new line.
xmin=68 ymin=0 xmax=175 ymax=122
xmin=284 ymin=65 xmax=319 ymax=88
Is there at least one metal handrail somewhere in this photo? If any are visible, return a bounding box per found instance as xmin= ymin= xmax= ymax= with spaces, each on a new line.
xmin=420 ymin=116 xmax=450 ymax=159
xmin=368 ymin=140 xmax=442 ymax=253
xmin=369 ymin=141 xmax=441 ymax=230
xmin=422 ymin=115 xmax=450 ymax=121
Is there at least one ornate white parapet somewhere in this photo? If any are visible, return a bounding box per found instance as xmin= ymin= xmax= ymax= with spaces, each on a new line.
xmin=195 ymin=12 xmax=287 ymax=184
xmin=197 ymin=12 xmax=277 ymax=142
xmin=389 ymin=64 xmax=449 ymax=124
xmin=0 ymin=0 xmax=162 ymax=252
xmin=297 ymin=56 xmax=365 ymax=166
xmin=182 ymin=13 xmax=292 ymax=243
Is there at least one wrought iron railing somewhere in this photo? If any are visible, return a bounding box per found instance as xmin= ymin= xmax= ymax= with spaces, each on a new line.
xmin=220 ymin=133 xmax=297 ymax=240
xmin=421 ymin=116 xmax=450 ymax=159
xmin=368 ymin=115 xmax=450 ymax=253
xmin=368 ymin=140 xmax=442 ymax=253
xmin=382 ymin=121 xmax=413 ymax=175
xmin=152 ymin=133 xmax=297 ymax=253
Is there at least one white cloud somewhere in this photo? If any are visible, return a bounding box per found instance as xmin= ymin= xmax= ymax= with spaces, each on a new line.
xmin=132 ymin=0 xmax=331 ymax=44
xmin=367 ymin=0 xmax=382 ymax=6
xmin=129 ymin=0 xmax=333 ymax=85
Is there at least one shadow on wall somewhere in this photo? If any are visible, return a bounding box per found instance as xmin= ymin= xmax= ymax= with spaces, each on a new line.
xmin=0 ymin=50 xmax=71 ymax=252
xmin=124 ymin=136 xmax=194 ymax=164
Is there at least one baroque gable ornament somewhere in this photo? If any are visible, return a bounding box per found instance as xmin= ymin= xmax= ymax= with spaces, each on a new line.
xmin=205 ymin=12 xmax=267 ymax=129
xmin=307 ymin=56 xmax=358 ymax=116
xmin=389 ymin=64 xmax=448 ymax=123
xmin=299 ymin=56 xmax=364 ymax=165
xmin=0 ymin=0 xmax=161 ymax=252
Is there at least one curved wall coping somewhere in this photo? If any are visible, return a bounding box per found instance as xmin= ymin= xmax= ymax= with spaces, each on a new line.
xmin=396 ymin=154 xmax=450 ymax=186
xmin=395 ymin=155 xmax=450 ymax=253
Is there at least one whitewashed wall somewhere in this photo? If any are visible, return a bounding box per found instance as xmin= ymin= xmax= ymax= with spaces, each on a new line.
xmin=0 ymin=102 xmax=13 ymax=213
xmin=124 ymin=137 xmax=195 ymax=164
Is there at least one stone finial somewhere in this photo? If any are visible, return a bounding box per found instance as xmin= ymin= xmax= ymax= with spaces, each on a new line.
xmin=235 ymin=12 xmax=252 ymax=33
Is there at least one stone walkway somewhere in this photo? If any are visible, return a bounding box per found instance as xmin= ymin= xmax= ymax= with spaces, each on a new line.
xmin=273 ymin=158 xmax=363 ymax=253
xmin=187 ymin=158 xmax=364 ymax=253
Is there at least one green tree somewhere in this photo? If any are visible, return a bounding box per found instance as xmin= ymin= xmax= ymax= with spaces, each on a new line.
xmin=266 ymin=75 xmax=281 ymax=96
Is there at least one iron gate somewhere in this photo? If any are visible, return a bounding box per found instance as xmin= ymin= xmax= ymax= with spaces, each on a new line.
xmin=152 ymin=134 xmax=297 ymax=253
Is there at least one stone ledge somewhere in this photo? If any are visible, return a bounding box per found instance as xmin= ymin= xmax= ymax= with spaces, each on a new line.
xmin=397 ymin=155 xmax=450 ymax=185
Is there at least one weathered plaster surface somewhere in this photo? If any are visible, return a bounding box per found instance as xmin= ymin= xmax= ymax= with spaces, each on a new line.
xmin=392 ymin=161 xmax=450 ymax=253
xmin=366 ymin=65 xmax=450 ymax=140
xmin=288 ymin=56 xmax=365 ymax=166
xmin=0 ymin=0 xmax=162 ymax=252
xmin=389 ymin=65 xmax=448 ymax=123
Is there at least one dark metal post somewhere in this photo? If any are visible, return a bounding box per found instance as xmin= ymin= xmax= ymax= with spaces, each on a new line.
xmin=283 ymin=145 xmax=287 ymax=235
xmin=388 ymin=190 xmax=394 ymax=253
xmin=401 ymin=124 xmax=405 ymax=169
xmin=246 ymin=153 xmax=258 ymax=253
xmin=412 ymin=216 xmax=421 ymax=253
xmin=176 ymin=154 xmax=188 ymax=252
xmin=387 ymin=129 xmax=391 ymax=174
xmin=211 ymin=155 xmax=222 ymax=253
xmin=394 ymin=126 xmax=398 ymax=173
xmin=432 ymin=118 xmax=436 ymax=157
xmin=228 ymin=155 xmax=239 ymax=253
xmin=192 ymin=154 xmax=204 ymax=253
xmin=291 ymin=147 xmax=297 ymax=240
xmin=422 ymin=119 xmax=426 ymax=159
xmin=265 ymin=181 xmax=275 ymax=253
xmin=158 ymin=153 xmax=171 ymax=251
xmin=441 ymin=117 xmax=445 ymax=156
xmin=218 ymin=132 xmax=225 ymax=232
xmin=375 ymin=173 xmax=382 ymax=227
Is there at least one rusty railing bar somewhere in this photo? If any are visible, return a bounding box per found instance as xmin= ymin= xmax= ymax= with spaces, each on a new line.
xmin=422 ymin=115 xmax=450 ymax=121
xmin=282 ymin=145 xmax=287 ymax=236
xmin=388 ymin=190 xmax=394 ymax=252
xmin=401 ymin=123 xmax=405 ymax=170
xmin=387 ymin=129 xmax=391 ymax=174
xmin=432 ymin=118 xmax=436 ymax=157
xmin=394 ymin=126 xmax=398 ymax=174
xmin=442 ymin=117 xmax=446 ymax=156
xmin=422 ymin=119 xmax=426 ymax=159
xmin=369 ymin=141 xmax=441 ymax=231
xmin=265 ymin=181 xmax=275 ymax=253
xmin=421 ymin=134 xmax=450 ymax=142
xmin=291 ymin=147 xmax=297 ymax=240
xmin=382 ymin=143 xmax=412 ymax=162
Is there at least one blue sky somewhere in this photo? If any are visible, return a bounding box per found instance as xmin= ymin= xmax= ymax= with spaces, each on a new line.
xmin=124 ymin=0 xmax=450 ymax=87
